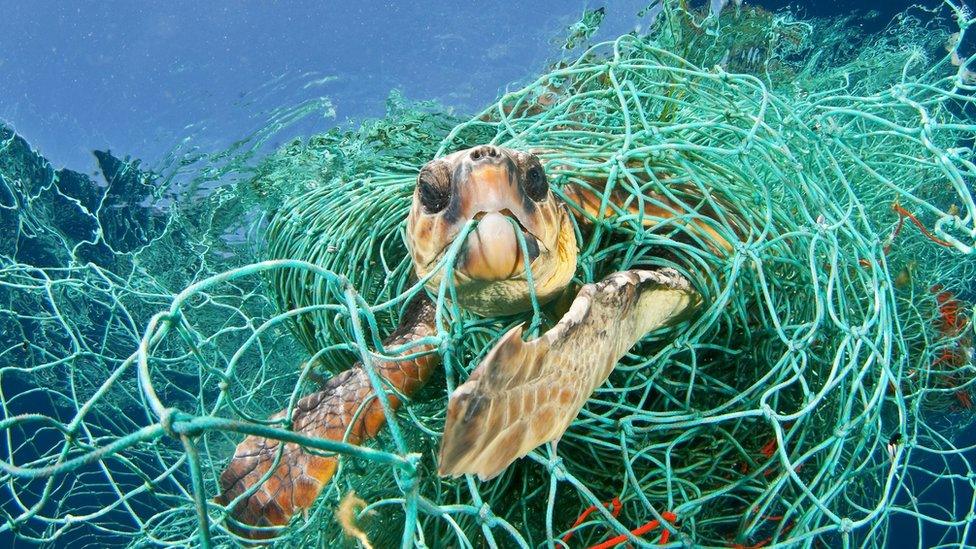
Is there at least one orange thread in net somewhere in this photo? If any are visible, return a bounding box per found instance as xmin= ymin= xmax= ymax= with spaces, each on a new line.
xmin=587 ymin=512 xmax=678 ymax=549
xmin=563 ymin=497 xmax=622 ymax=544
xmin=892 ymin=202 xmax=954 ymax=248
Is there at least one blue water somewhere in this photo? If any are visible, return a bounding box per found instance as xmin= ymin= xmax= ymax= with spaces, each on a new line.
xmin=0 ymin=1 xmax=971 ymax=547
xmin=1 ymin=0 xmax=925 ymax=173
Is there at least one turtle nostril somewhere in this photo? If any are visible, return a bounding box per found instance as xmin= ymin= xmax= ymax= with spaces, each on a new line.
xmin=470 ymin=146 xmax=499 ymax=162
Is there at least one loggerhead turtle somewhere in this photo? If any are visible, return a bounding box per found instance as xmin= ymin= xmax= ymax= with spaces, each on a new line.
xmin=217 ymin=144 xmax=736 ymax=537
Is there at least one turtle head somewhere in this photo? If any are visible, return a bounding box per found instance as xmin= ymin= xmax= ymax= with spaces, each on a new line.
xmin=406 ymin=146 xmax=578 ymax=316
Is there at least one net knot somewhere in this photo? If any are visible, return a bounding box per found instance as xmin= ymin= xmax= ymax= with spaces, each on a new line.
xmin=478 ymin=503 xmax=497 ymax=526
xmin=619 ymin=417 xmax=636 ymax=437
xmin=734 ymin=241 xmax=760 ymax=260
xmin=405 ymin=452 xmax=421 ymax=472
xmin=839 ymin=517 xmax=854 ymax=533
xmin=548 ymin=455 xmax=566 ymax=479
xmin=673 ymin=336 xmax=692 ymax=350
xmin=160 ymin=407 xmax=188 ymax=438
xmin=395 ymin=453 xmax=421 ymax=492
xmin=438 ymin=338 xmax=452 ymax=356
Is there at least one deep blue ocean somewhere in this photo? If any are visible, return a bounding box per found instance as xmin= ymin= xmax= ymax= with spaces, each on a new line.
xmin=0 ymin=0 xmax=943 ymax=174
xmin=1 ymin=1 xmax=974 ymax=548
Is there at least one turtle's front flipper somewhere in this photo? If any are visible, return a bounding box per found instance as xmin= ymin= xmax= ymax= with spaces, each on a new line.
xmin=217 ymin=293 xmax=438 ymax=538
xmin=438 ymin=269 xmax=699 ymax=480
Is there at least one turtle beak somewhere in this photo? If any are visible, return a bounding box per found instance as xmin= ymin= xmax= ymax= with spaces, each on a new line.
xmin=451 ymin=151 xmax=543 ymax=281
xmin=458 ymin=212 xmax=541 ymax=281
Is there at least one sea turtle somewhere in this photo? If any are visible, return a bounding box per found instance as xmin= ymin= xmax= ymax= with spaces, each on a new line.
xmin=217 ymin=144 xmax=736 ymax=537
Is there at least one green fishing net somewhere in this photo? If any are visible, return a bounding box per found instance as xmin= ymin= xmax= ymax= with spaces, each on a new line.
xmin=1 ymin=3 xmax=975 ymax=548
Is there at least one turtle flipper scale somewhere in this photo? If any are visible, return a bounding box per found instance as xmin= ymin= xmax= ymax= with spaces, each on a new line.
xmin=437 ymin=269 xmax=699 ymax=480
xmin=217 ymin=293 xmax=438 ymax=538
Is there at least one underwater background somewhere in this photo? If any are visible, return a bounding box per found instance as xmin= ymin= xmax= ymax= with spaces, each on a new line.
xmin=1 ymin=1 xmax=975 ymax=547
xmin=2 ymin=0 xmax=948 ymax=174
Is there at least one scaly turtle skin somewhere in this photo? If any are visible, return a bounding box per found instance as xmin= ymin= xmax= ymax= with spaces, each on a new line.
xmin=217 ymin=145 xmax=731 ymax=538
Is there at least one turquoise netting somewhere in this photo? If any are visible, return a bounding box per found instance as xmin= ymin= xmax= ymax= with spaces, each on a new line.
xmin=1 ymin=3 xmax=975 ymax=547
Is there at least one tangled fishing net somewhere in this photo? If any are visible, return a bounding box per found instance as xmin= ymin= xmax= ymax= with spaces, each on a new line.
xmin=1 ymin=2 xmax=975 ymax=547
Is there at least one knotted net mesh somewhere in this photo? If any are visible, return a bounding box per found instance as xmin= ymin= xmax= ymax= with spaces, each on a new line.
xmin=1 ymin=3 xmax=975 ymax=547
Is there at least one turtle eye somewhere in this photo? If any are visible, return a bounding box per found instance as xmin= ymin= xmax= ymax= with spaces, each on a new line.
xmin=524 ymin=164 xmax=548 ymax=202
xmin=418 ymin=173 xmax=450 ymax=214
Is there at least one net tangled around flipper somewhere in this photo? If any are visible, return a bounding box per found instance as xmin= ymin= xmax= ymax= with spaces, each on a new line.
xmin=0 ymin=3 xmax=975 ymax=547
